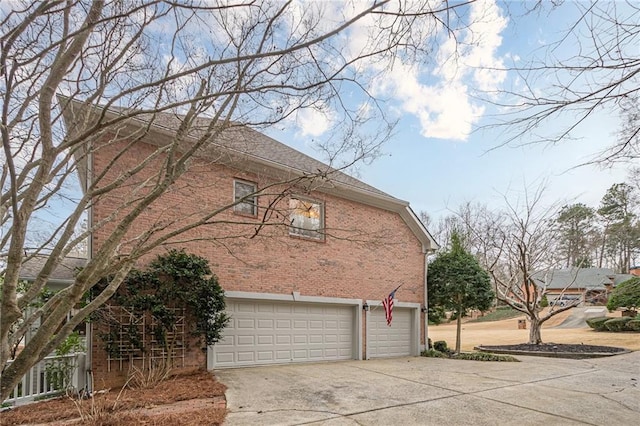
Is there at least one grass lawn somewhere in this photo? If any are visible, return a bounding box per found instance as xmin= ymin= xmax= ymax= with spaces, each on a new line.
xmin=429 ymin=308 xmax=640 ymax=352
xmin=468 ymin=307 xmax=523 ymax=323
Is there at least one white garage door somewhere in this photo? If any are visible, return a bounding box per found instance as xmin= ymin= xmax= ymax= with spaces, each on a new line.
xmin=368 ymin=308 xmax=413 ymax=358
xmin=211 ymin=299 xmax=355 ymax=368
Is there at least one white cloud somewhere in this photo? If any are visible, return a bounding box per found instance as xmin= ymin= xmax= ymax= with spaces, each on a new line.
xmin=366 ymin=0 xmax=509 ymax=141
xmin=294 ymin=105 xmax=336 ymax=137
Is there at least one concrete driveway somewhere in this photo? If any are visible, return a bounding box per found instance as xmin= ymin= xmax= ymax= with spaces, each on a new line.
xmin=217 ymin=351 xmax=640 ymax=425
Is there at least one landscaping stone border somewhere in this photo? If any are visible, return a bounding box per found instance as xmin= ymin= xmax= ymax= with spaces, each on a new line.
xmin=475 ymin=345 xmax=630 ymax=359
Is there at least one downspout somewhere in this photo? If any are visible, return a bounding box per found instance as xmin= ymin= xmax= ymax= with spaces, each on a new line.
xmin=423 ymin=247 xmax=429 ymax=351
xmin=423 ymin=246 xmax=436 ymax=350
xmin=85 ymin=142 xmax=94 ymax=394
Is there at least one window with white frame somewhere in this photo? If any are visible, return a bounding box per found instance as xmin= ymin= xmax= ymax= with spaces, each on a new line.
xmin=289 ymin=197 xmax=324 ymax=240
xmin=233 ymin=180 xmax=257 ymax=216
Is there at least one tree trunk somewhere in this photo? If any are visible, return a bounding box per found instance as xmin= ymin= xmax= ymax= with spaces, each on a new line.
xmin=455 ymin=309 xmax=462 ymax=355
xmin=528 ymin=318 xmax=542 ymax=344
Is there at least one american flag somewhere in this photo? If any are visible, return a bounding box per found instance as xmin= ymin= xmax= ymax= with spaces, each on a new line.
xmin=382 ymin=285 xmax=402 ymax=326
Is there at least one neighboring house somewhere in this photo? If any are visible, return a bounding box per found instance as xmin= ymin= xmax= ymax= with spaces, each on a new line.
xmin=5 ymin=255 xmax=89 ymax=406
xmin=532 ymin=268 xmax=633 ymax=306
xmin=18 ymin=255 xmax=88 ymax=340
xmin=19 ymin=255 xmax=87 ymax=292
xmin=62 ymin=100 xmax=438 ymax=389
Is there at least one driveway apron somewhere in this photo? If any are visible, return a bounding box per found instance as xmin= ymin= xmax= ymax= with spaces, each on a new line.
xmin=217 ymin=352 xmax=640 ymax=425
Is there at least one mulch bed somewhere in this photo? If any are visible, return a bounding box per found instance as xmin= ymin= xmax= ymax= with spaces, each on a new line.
xmin=476 ymin=343 xmax=629 ymax=359
xmin=0 ymin=369 xmax=227 ymax=425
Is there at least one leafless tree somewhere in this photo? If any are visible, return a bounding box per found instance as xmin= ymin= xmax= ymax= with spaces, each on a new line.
xmin=0 ymin=0 xmax=476 ymax=401
xmin=488 ymin=1 xmax=639 ymax=164
xmin=445 ymin=189 xmax=583 ymax=344
xmin=485 ymin=188 xmax=582 ymax=344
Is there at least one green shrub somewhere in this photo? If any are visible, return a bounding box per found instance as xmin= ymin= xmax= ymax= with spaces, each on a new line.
xmin=421 ymin=349 xmax=447 ymax=358
xmin=428 ymin=306 xmax=446 ymax=325
xmin=586 ymin=316 xmax=610 ymax=331
xmin=540 ymin=294 xmax=549 ymax=308
xmin=420 ymin=349 xmax=519 ymax=361
xmin=433 ymin=340 xmax=448 ymax=353
xmin=607 ymin=277 xmax=640 ymax=312
xmin=627 ymin=319 xmax=640 ymax=331
xmin=453 ymin=352 xmax=519 ymax=362
xmin=97 ymin=249 xmax=229 ymax=359
xmin=604 ymin=317 xmax=633 ymax=332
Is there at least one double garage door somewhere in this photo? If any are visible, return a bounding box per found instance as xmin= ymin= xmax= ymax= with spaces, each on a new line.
xmin=211 ymin=299 xmax=356 ymax=368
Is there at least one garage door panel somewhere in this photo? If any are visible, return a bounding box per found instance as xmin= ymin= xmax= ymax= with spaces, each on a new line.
xmin=325 ymin=334 xmax=338 ymax=343
xmin=325 ymin=320 xmax=338 ymax=329
xmin=309 ymin=334 xmax=322 ymax=344
xmin=294 ymin=349 xmax=308 ymax=359
xmin=309 ymin=320 xmax=323 ymax=329
xmin=237 ymin=352 xmax=255 ymax=362
xmin=257 ymin=351 xmax=273 ymax=361
xmin=257 ymin=319 xmax=273 ymax=328
xmin=237 ymin=303 xmax=256 ymax=313
xmin=258 ymin=304 xmax=275 ymax=313
xmin=276 ymin=350 xmax=291 ymax=360
xmin=276 ymin=305 xmax=292 ymax=314
xmin=237 ymin=335 xmax=254 ymax=345
xmin=276 ymin=335 xmax=290 ymax=344
xmin=212 ymin=299 xmax=355 ymax=367
xmin=276 ymin=319 xmax=291 ymax=328
xmin=257 ymin=335 xmax=273 ymax=345
xmin=293 ymin=335 xmax=307 ymax=344
xmin=237 ymin=318 xmax=255 ymax=328
xmin=216 ymin=353 xmax=233 ymax=363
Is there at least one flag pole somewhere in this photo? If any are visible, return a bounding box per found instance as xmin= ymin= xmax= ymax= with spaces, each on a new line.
xmin=369 ymin=284 xmax=403 ymax=312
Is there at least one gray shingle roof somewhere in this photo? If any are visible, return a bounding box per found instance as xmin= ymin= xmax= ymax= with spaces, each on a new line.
xmin=614 ymin=274 xmax=634 ymax=285
xmin=61 ymin=98 xmax=439 ymax=250
xmin=111 ymin=108 xmax=396 ymax=200
xmin=19 ymin=255 xmax=87 ymax=284
xmin=532 ymin=268 xmax=620 ymax=291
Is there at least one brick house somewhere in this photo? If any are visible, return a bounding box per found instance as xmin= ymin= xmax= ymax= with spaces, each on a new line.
xmin=532 ymin=268 xmax=633 ymax=306
xmin=63 ymin=101 xmax=438 ymax=388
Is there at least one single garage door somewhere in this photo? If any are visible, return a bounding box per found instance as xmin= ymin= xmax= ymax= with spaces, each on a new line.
xmin=211 ymin=299 xmax=356 ymax=368
xmin=367 ymin=307 xmax=413 ymax=358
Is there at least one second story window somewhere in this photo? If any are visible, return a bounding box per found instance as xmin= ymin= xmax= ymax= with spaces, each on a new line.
xmin=289 ymin=197 xmax=324 ymax=240
xmin=234 ymin=180 xmax=257 ymax=216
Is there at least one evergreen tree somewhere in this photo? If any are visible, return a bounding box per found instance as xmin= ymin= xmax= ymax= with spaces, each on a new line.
xmin=598 ymin=183 xmax=640 ymax=272
xmin=555 ymin=204 xmax=596 ymax=268
xmin=428 ymin=232 xmax=494 ymax=354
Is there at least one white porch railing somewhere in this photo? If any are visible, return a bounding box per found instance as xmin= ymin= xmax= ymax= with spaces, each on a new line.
xmin=2 ymin=352 xmax=86 ymax=407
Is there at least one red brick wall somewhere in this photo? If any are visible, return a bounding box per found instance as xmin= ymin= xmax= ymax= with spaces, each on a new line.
xmin=90 ymin=328 xmax=205 ymax=390
xmin=90 ymin=137 xmax=425 ymax=382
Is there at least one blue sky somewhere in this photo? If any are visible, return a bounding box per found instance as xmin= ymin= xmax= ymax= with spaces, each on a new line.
xmin=267 ymin=0 xmax=632 ymax=221
xmin=9 ymin=0 xmax=632 ymax=247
